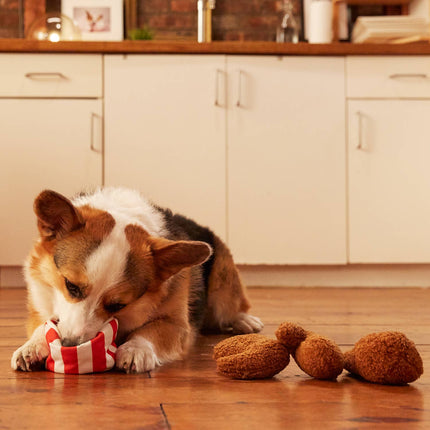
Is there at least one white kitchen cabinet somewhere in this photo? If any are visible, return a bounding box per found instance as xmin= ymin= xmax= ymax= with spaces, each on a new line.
xmin=227 ymin=56 xmax=347 ymax=264
xmin=0 ymin=99 xmax=103 ymax=265
xmin=347 ymin=56 xmax=430 ymax=99
xmin=348 ymin=100 xmax=430 ymax=263
xmin=0 ymin=54 xmax=102 ymax=98
xmin=2 ymin=51 xmax=430 ymax=272
xmin=0 ymin=54 xmax=103 ymax=266
xmin=347 ymin=56 xmax=430 ymax=263
xmin=104 ymin=55 xmax=227 ymax=239
xmin=105 ymin=54 xmax=347 ymax=264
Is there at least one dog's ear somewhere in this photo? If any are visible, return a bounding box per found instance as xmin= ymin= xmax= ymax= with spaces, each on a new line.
xmin=34 ymin=190 xmax=84 ymax=239
xmin=150 ymin=238 xmax=212 ymax=282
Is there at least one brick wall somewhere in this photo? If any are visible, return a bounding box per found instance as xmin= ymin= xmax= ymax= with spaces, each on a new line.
xmin=137 ymin=0 xmax=296 ymax=41
xmin=0 ymin=0 xmax=298 ymax=40
xmin=0 ymin=0 xmax=21 ymax=38
xmin=0 ymin=0 xmax=388 ymax=41
xmin=0 ymin=0 xmax=46 ymax=38
xmin=213 ymin=0 xmax=286 ymax=41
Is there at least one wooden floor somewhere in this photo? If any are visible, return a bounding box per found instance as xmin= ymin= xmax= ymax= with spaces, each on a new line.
xmin=1 ymin=287 xmax=429 ymax=429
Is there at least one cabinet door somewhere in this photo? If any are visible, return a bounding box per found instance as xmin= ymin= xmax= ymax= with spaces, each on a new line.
xmin=104 ymin=55 xmax=227 ymax=239
xmin=227 ymin=56 xmax=346 ymax=264
xmin=349 ymin=100 xmax=430 ymax=263
xmin=0 ymin=99 xmax=102 ymax=265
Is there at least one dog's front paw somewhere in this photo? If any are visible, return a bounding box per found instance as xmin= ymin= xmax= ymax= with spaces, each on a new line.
xmin=11 ymin=340 xmax=49 ymax=372
xmin=116 ymin=337 xmax=161 ymax=374
xmin=231 ymin=313 xmax=264 ymax=334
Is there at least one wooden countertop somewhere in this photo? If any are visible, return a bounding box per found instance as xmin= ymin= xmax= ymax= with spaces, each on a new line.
xmin=1 ymin=39 xmax=430 ymax=55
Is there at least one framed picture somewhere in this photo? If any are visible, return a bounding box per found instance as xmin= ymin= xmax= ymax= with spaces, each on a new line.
xmin=62 ymin=0 xmax=123 ymax=41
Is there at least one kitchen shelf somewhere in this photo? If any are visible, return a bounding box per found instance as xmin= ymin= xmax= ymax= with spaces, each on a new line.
xmin=1 ymin=39 xmax=430 ymax=55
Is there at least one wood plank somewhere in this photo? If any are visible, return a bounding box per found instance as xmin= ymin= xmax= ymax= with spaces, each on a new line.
xmin=0 ymin=287 xmax=428 ymax=430
xmin=340 ymin=0 xmax=411 ymax=4
xmin=2 ymin=39 xmax=430 ymax=56
xmin=0 ymin=402 xmax=168 ymax=429
xmin=146 ymin=344 xmax=430 ymax=385
xmin=163 ymin=397 xmax=428 ymax=430
xmin=249 ymin=287 xmax=430 ymax=325
xmin=259 ymin=324 xmax=430 ymax=345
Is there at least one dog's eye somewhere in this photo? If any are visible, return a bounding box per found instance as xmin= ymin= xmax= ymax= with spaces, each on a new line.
xmin=105 ymin=303 xmax=126 ymax=314
xmin=64 ymin=278 xmax=83 ymax=299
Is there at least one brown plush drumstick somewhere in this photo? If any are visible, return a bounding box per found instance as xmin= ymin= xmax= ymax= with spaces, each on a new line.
xmin=344 ymin=331 xmax=423 ymax=385
xmin=213 ymin=334 xmax=290 ymax=379
xmin=275 ymin=322 xmax=344 ymax=380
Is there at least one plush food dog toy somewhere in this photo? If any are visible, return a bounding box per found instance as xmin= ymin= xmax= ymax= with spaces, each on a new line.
xmin=214 ymin=322 xmax=423 ymax=385
xmin=213 ymin=334 xmax=290 ymax=379
xmin=344 ymin=331 xmax=423 ymax=385
xmin=275 ymin=322 xmax=344 ymax=380
xmin=214 ymin=322 xmax=343 ymax=380
xmin=45 ymin=318 xmax=118 ymax=374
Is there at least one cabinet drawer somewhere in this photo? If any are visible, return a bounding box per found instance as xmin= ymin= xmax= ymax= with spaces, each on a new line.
xmin=0 ymin=54 xmax=102 ymax=98
xmin=347 ymin=56 xmax=430 ymax=99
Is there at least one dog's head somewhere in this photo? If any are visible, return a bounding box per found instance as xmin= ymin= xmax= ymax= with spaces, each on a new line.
xmin=29 ymin=190 xmax=211 ymax=346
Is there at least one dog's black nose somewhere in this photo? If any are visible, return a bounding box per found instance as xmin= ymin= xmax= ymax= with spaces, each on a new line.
xmin=62 ymin=337 xmax=80 ymax=347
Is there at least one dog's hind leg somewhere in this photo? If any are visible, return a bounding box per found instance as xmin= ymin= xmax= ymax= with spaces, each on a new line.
xmin=202 ymin=235 xmax=263 ymax=334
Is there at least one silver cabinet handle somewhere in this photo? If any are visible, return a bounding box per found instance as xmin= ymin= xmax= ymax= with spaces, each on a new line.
xmin=90 ymin=112 xmax=102 ymax=153
xmin=236 ymin=70 xmax=244 ymax=108
xmin=25 ymin=72 xmax=68 ymax=80
xmin=389 ymin=73 xmax=428 ymax=80
xmin=214 ymin=69 xmax=223 ymax=107
xmin=356 ymin=111 xmax=364 ymax=150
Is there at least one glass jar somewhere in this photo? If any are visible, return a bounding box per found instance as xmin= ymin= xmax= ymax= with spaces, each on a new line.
xmin=26 ymin=12 xmax=81 ymax=42
xmin=276 ymin=0 xmax=299 ymax=43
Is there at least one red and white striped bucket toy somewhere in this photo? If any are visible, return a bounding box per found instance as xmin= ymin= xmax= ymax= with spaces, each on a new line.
xmin=45 ymin=318 xmax=118 ymax=374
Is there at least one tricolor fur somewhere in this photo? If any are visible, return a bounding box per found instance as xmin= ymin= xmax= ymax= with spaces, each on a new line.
xmin=12 ymin=187 xmax=263 ymax=373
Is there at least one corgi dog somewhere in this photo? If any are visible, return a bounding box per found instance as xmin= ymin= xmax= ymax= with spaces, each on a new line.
xmin=11 ymin=188 xmax=263 ymax=373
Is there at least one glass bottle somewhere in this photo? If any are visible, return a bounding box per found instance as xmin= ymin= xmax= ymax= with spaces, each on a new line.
xmin=276 ymin=0 xmax=299 ymax=43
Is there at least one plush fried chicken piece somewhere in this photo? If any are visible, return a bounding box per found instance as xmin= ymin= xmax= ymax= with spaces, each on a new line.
xmin=275 ymin=322 xmax=345 ymax=380
xmin=213 ymin=334 xmax=290 ymax=379
xmin=344 ymin=331 xmax=423 ymax=385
